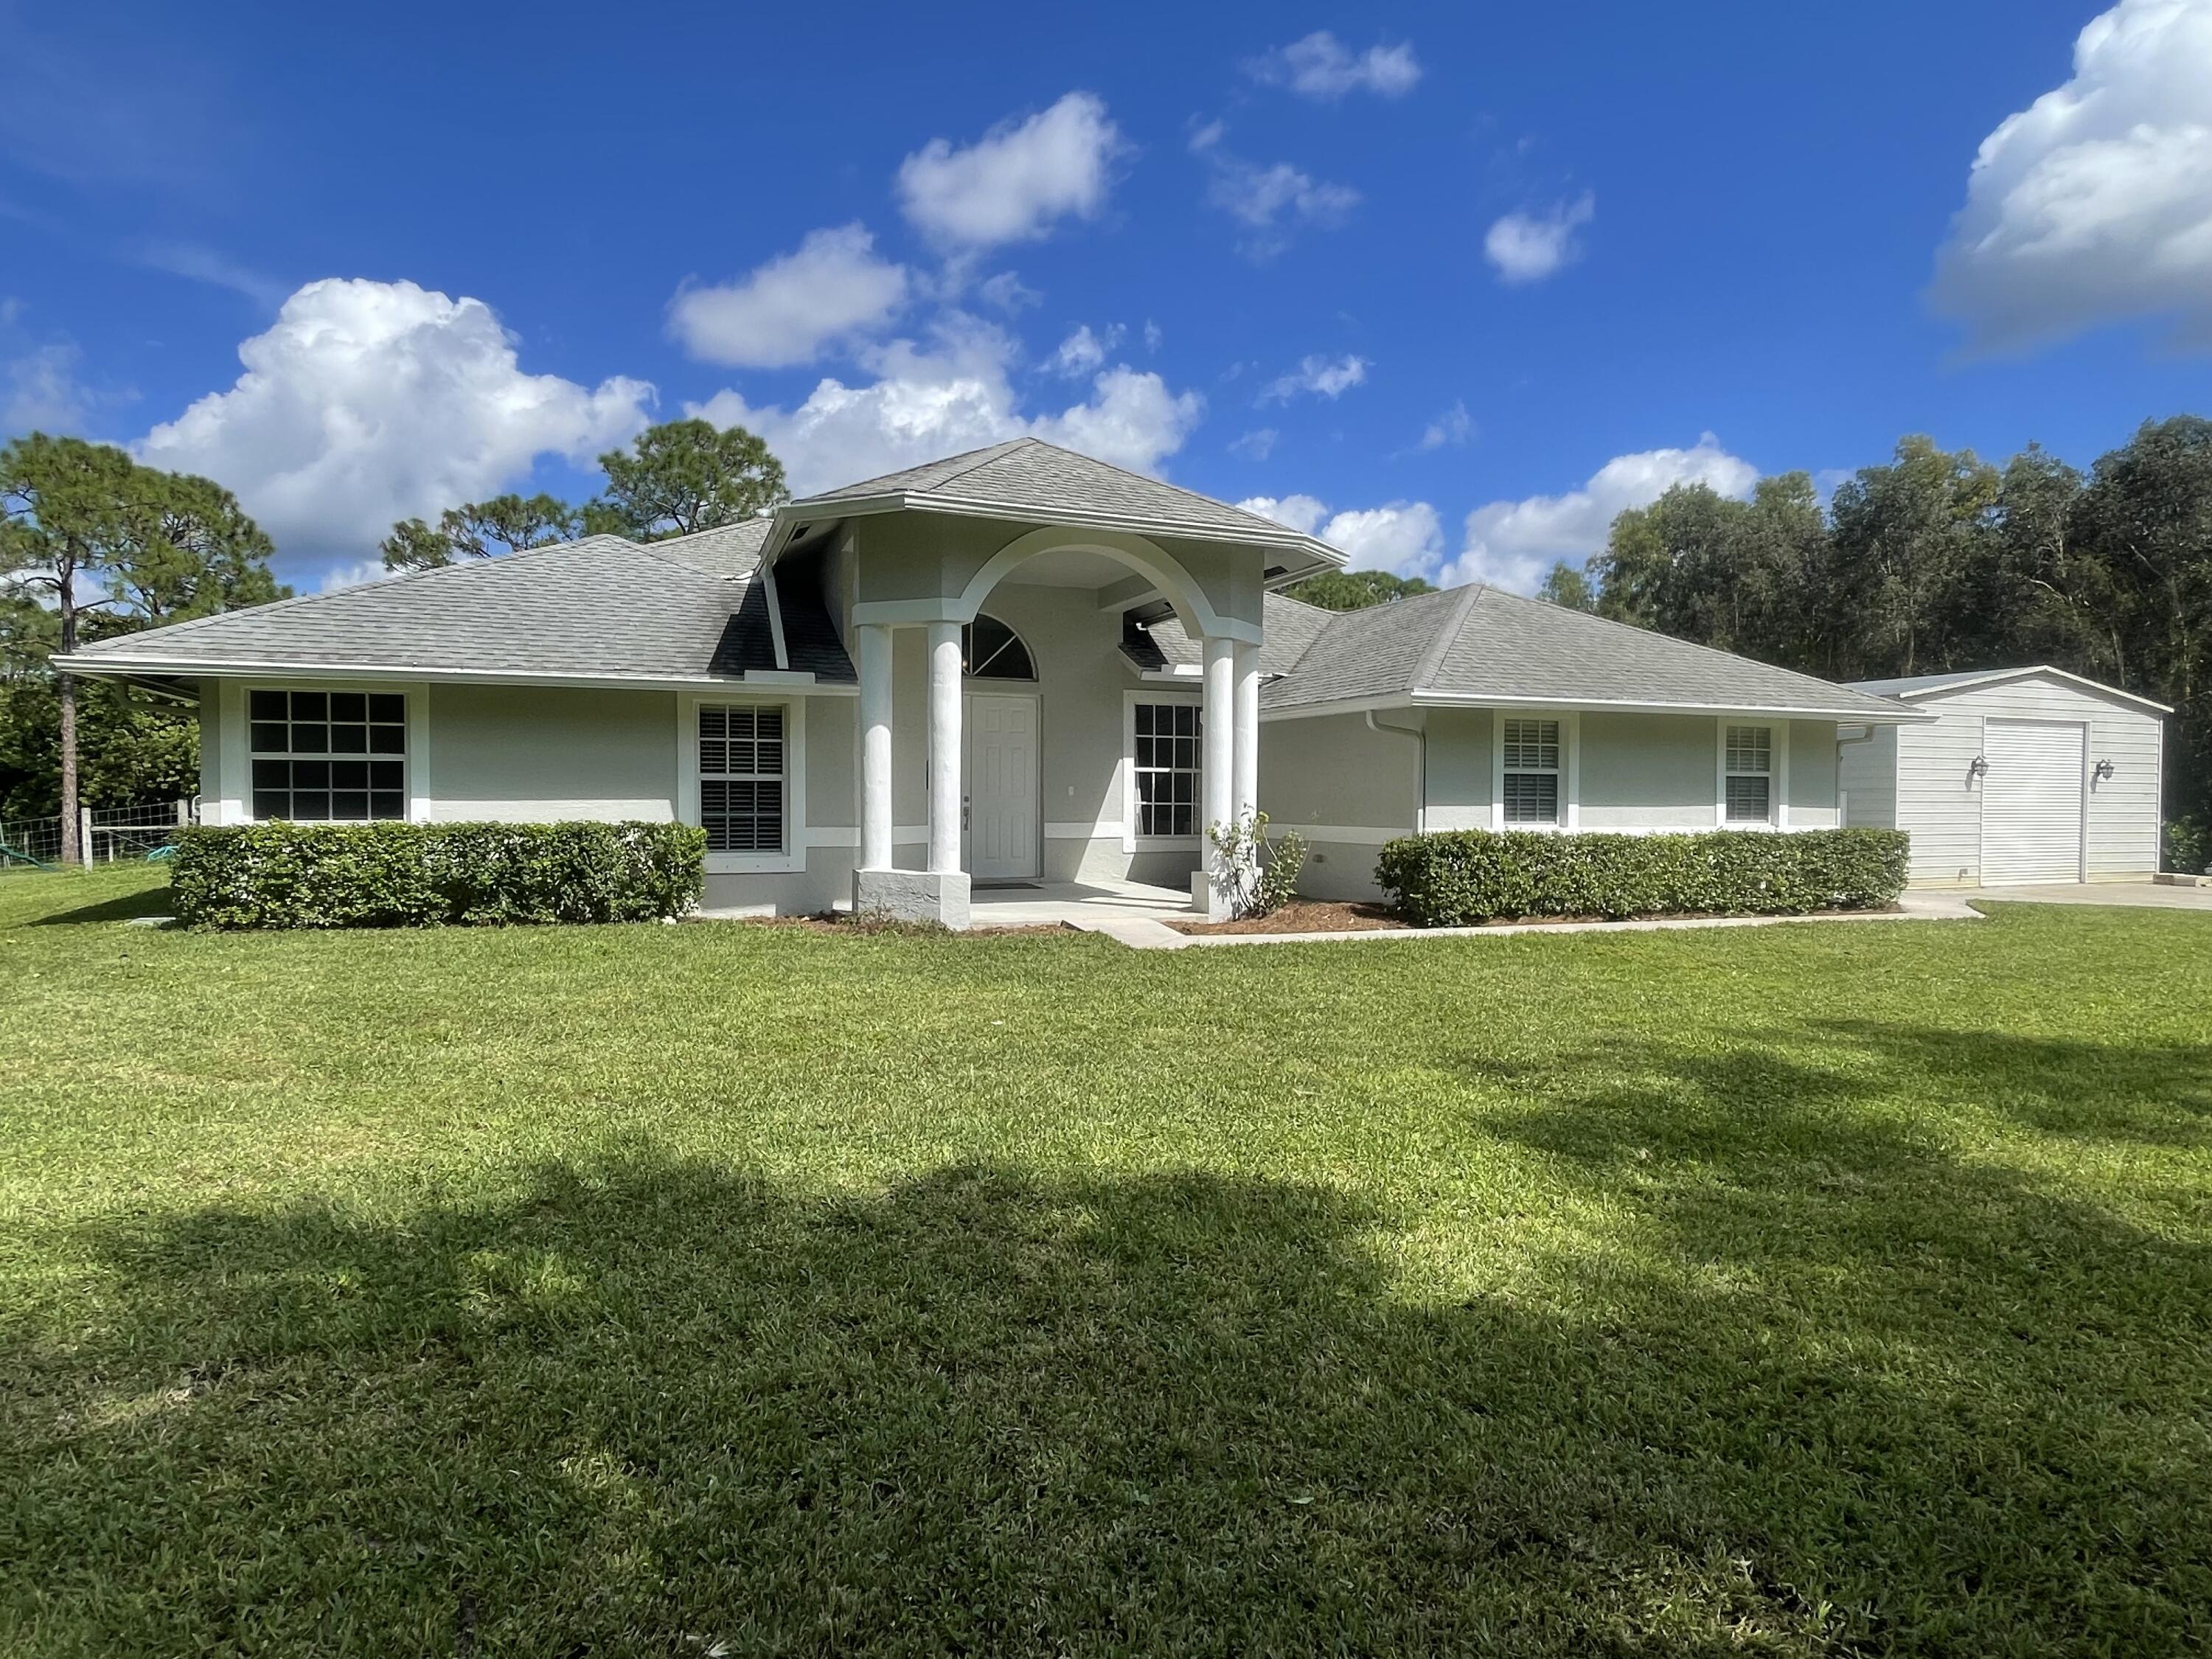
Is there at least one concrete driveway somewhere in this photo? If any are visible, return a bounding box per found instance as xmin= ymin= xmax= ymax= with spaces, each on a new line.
xmin=1959 ymin=881 xmax=2212 ymax=911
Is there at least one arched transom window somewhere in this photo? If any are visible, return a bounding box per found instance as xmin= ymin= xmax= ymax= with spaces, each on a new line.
xmin=962 ymin=615 xmax=1036 ymax=680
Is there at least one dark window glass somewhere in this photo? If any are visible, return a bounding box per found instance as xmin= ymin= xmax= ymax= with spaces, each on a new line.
xmin=250 ymin=689 xmax=285 ymax=720
xmin=1725 ymin=776 xmax=1772 ymax=822
xmin=250 ymin=721 xmax=288 ymax=751
xmin=290 ymin=691 xmax=327 ymax=721
xmin=248 ymin=691 xmax=406 ymax=820
xmin=369 ymin=693 xmax=405 ymax=723
xmin=330 ymin=692 xmax=367 ymax=722
xmin=1133 ymin=701 xmax=1203 ymax=838
xmin=1502 ymin=773 xmax=1559 ymax=825
xmin=330 ymin=723 xmax=369 ymax=754
xmin=962 ymin=615 xmax=1036 ymax=680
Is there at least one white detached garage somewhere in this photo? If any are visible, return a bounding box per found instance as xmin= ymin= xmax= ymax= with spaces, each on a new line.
xmin=1839 ymin=667 xmax=2171 ymax=886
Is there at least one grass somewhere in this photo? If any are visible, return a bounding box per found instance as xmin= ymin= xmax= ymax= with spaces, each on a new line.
xmin=2 ymin=865 xmax=2209 ymax=1656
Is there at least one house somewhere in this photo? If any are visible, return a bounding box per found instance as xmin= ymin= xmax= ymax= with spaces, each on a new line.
xmin=1838 ymin=667 xmax=2169 ymax=887
xmin=59 ymin=437 xmax=1930 ymax=925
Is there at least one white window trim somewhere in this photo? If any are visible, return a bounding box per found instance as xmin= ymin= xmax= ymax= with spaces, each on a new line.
xmin=220 ymin=679 xmax=430 ymax=826
xmin=1490 ymin=710 xmax=1579 ymax=832
xmin=677 ymin=693 xmax=807 ymax=874
xmin=1121 ymin=688 xmax=1204 ymax=854
xmin=1715 ymin=717 xmax=1790 ymax=830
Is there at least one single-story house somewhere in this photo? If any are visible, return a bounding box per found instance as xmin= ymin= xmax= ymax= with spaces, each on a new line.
xmin=60 ymin=437 xmax=1935 ymax=925
xmin=1838 ymin=667 xmax=2170 ymax=886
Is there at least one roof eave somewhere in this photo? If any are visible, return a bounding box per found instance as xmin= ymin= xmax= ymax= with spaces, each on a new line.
xmin=1257 ymin=688 xmax=1934 ymax=723
xmin=1872 ymin=665 xmax=2174 ymax=716
xmin=51 ymin=653 xmax=858 ymax=697
xmin=769 ymin=490 xmax=1347 ymax=573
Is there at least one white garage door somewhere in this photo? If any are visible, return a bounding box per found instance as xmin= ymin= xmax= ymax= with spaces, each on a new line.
xmin=1982 ymin=720 xmax=2085 ymax=884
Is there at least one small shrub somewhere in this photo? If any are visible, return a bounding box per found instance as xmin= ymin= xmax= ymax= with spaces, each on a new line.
xmin=2164 ymin=815 xmax=2209 ymax=876
xmin=1207 ymin=811 xmax=1309 ymax=919
xmin=1373 ymin=827 xmax=1910 ymax=928
xmin=171 ymin=821 xmax=706 ymax=929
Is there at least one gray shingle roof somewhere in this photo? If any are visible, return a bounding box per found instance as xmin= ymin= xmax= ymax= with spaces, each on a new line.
xmin=790 ymin=437 xmax=1332 ymax=551
xmin=1261 ymin=585 xmax=1920 ymax=720
xmin=64 ymin=535 xmax=801 ymax=683
xmin=1124 ymin=591 xmax=1333 ymax=678
xmin=646 ymin=518 xmax=771 ymax=580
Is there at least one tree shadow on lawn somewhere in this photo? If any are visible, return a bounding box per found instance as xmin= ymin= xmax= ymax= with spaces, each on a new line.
xmin=22 ymin=880 xmax=174 ymax=926
xmin=7 ymin=1149 xmax=2208 ymax=1657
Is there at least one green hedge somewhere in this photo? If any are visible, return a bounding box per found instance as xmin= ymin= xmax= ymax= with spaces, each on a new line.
xmin=171 ymin=821 xmax=706 ymax=929
xmin=1373 ymin=827 xmax=1911 ymax=928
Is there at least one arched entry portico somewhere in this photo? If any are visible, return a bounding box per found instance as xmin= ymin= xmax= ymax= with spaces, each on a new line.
xmin=846 ymin=525 xmax=1263 ymax=927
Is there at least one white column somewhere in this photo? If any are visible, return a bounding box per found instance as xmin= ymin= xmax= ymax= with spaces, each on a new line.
xmin=1231 ymin=639 xmax=1260 ymax=828
xmin=1202 ymin=635 xmax=1235 ymax=896
xmin=926 ymin=619 xmax=963 ymax=874
xmin=858 ymin=622 xmax=894 ymax=871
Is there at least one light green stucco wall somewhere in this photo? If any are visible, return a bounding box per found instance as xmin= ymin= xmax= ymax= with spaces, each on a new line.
xmin=422 ymin=685 xmax=678 ymax=822
xmin=1257 ymin=710 xmax=1421 ymax=902
xmin=1422 ymin=707 xmax=1492 ymax=830
xmin=1579 ymin=713 xmax=1716 ymax=830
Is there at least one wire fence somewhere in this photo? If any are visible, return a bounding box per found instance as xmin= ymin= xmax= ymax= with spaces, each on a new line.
xmin=0 ymin=799 xmax=197 ymax=871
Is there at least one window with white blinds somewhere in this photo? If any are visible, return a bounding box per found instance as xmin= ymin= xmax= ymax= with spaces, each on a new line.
xmin=1502 ymin=718 xmax=1562 ymax=825
xmin=699 ymin=705 xmax=785 ymax=852
xmin=1725 ymin=724 xmax=1773 ymax=822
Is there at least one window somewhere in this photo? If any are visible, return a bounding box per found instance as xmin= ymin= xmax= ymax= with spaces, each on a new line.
xmin=699 ymin=704 xmax=785 ymax=853
xmin=962 ymin=615 xmax=1035 ymax=680
xmin=1132 ymin=700 xmax=1201 ymax=838
xmin=1501 ymin=718 xmax=1561 ymax=825
xmin=1725 ymin=724 xmax=1773 ymax=821
xmin=249 ymin=689 xmax=406 ymax=821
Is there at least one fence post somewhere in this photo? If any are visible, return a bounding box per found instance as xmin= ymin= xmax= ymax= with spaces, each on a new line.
xmin=78 ymin=807 xmax=95 ymax=868
xmin=176 ymin=798 xmax=191 ymax=827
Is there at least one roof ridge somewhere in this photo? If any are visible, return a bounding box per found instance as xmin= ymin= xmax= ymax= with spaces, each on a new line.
xmin=623 ymin=534 xmax=753 ymax=583
xmin=69 ymin=532 xmax=644 ymax=655
xmin=1410 ymin=582 xmax=1490 ymax=690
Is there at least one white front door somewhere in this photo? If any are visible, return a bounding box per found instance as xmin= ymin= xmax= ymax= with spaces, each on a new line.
xmin=965 ymin=693 xmax=1039 ymax=879
xmin=1982 ymin=719 xmax=2085 ymax=883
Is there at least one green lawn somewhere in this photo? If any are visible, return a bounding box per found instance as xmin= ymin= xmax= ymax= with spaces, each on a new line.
xmin=3 ymin=867 xmax=2209 ymax=1656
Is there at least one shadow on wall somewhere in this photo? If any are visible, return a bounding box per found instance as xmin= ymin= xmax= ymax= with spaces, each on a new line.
xmin=11 ymin=1109 xmax=2210 ymax=1652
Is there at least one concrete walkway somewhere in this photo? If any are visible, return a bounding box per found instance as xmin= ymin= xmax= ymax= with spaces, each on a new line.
xmin=1947 ymin=880 xmax=2212 ymax=911
xmin=1077 ymin=892 xmax=1983 ymax=951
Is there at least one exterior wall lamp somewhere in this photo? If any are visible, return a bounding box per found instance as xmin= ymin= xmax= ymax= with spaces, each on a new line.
xmin=1967 ymin=755 xmax=1988 ymax=783
xmin=2093 ymin=759 xmax=2116 ymax=785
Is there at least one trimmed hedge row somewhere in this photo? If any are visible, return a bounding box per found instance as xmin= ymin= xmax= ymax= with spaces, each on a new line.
xmin=1373 ymin=827 xmax=1911 ymax=927
xmin=171 ymin=821 xmax=706 ymax=929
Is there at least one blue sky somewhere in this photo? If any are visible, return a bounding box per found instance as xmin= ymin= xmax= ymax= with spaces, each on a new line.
xmin=4 ymin=0 xmax=2209 ymax=594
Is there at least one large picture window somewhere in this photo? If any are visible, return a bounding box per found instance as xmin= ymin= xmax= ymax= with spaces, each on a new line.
xmin=1725 ymin=725 xmax=1773 ymax=822
xmin=1501 ymin=718 xmax=1562 ymax=825
xmin=699 ymin=704 xmax=785 ymax=853
xmin=249 ymin=689 xmax=407 ymax=821
xmin=1132 ymin=700 xmax=1201 ymax=838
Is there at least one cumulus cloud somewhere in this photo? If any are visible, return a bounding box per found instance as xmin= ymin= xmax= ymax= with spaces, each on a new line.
xmin=1447 ymin=434 xmax=1756 ymax=593
xmin=668 ymin=224 xmax=908 ymax=369
xmin=1191 ymin=121 xmax=1360 ymax=257
xmin=1246 ymin=32 xmax=1422 ymax=100
xmin=1045 ymin=323 xmax=1124 ymax=377
xmin=1239 ymin=492 xmax=1443 ymax=574
xmin=1930 ymin=0 xmax=2212 ymax=352
xmin=1228 ymin=427 xmax=1278 ymax=461
xmin=1259 ymin=352 xmax=1369 ymax=403
xmin=689 ymin=319 xmax=1201 ymax=495
xmin=897 ymin=92 xmax=1124 ymax=248
xmin=976 ymin=271 xmax=1041 ymax=313
xmin=1417 ymin=400 xmax=1473 ymax=450
xmin=3 ymin=342 xmax=91 ymax=434
xmin=1484 ymin=192 xmax=1596 ymax=284
xmin=136 ymin=278 xmax=653 ymax=557
xmin=1237 ymin=493 xmax=1329 ymax=536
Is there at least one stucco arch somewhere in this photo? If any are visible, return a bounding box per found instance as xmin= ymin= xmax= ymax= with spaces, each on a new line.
xmin=954 ymin=526 xmax=1231 ymax=640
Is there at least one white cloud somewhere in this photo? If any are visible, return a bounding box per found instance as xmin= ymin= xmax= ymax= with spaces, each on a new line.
xmin=1144 ymin=319 xmax=1163 ymax=352
xmin=318 ymin=558 xmax=392 ymax=594
xmin=689 ymin=318 xmax=1201 ymax=495
xmin=1045 ymin=322 xmax=1124 ymax=377
xmin=3 ymin=342 xmax=91 ymax=434
xmin=134 ymin=241 xmax=288 ymax=309
xmin=1259 ymin=352 xmax=1369 ymax=403
xmin=1447 ymin=433 xmax=1756 ymax=593
xmin=1247 ymin=32 xmax=1422 ymax=100
xmin=1192 ymin=122 xmax=1360 ymax=257
xmin=1318 ymin=501 xmax=1444 ymax=577
xmin=1484 ymin=192 xmax=1596 ymax=284
xmin=1228 ymin=427 xmax=1278 ymax=461
xmin=897 ymin=92 xmax=1124 ymax=248
xmin=1237 ymin=493 xmax=1329 ymax=536
xmin=667 ymin=224 xmax=908 ymax=369
xmin=136 ymin=277 xmax=653 ymax=556
xmin=1930 ymin=0 xmax=2212 ymax=352
xmin=1238 ymin=492 xmax=1443 ymax=575
xmin=1418 ymin=400 xmax=1473 ymax=450
xmin=976 ymin=271 xmax=1041 ymax=313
